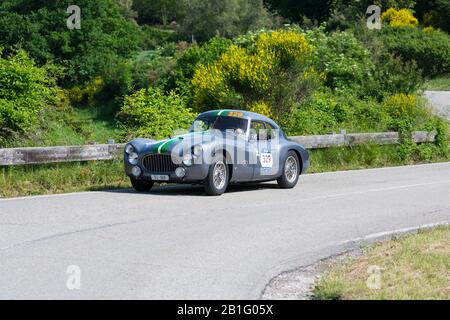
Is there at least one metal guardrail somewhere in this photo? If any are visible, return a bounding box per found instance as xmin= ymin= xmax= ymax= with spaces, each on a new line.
xmin=0 ymin=131 xmax=436 ymax=166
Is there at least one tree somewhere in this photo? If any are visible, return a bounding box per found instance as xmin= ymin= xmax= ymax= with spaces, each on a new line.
xmin=133 ymin=0 xmax=186 ymax=25
xmin=0 ymin=0 xmax=141 ymax=86
xmin=416 ymin=0 xmax=450 ymax=32
xmin=118 ymin=0 xmax=138 ymax=21
xmin=264 ymin=0 xmax=333 ymax=24
xmin=181 ymin=0 xmax=273 ymax=42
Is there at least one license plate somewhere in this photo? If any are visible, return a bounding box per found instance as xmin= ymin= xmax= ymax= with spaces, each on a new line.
xmin=151 ymin=174 xmax=169 ymax=181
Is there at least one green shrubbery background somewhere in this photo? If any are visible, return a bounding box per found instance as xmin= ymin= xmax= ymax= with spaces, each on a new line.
xmin=0 ymin=0 xmax=449 ymax=195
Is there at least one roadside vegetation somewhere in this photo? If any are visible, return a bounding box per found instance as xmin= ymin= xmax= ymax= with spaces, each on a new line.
xmin=0 ymin=0 xmax=449 ymax=196
xmin=424 ymin=74 xmax=450 ymax=90
xmin=0 ymin=160 xmax=128 ymax=198
xmin=2 ymin=143 xmax=449 ymax=197
xmin=314 ymin=226 xmax=450 ymax=300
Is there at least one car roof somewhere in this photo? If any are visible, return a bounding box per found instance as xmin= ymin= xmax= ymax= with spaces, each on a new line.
xmin=198 ymin=109 xmax=279 ymax=128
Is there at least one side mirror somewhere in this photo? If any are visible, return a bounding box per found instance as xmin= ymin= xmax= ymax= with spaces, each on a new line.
xmin=249 ymin=132 xmax=257 ymax=142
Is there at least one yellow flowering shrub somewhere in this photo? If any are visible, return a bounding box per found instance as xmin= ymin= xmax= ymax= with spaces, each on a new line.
xmin=256 ymin=31 xmax=312 ymax=65
xmin=381 ymin=8 xmax=418 ymax=28
xmin=383 ymin=93 xmax=429 ymax=125
xmin=383 ymin=93 xmax=417 ymax=117
xmin=192 ymin=30 xmax=314 ymax=117
xmin=192 ymin=64 xmax=231 ymax=106
xmin=249 ymin=101 xmax=273 ymax=118
xmin=68 ymin=77 xmax=105 ymax=104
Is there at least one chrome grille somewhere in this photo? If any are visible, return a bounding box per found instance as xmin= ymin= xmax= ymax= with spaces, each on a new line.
xmin=142 ymin=154 xmax=177 ymax=173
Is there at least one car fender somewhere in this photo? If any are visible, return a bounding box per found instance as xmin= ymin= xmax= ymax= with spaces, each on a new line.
xmin=278 ymin=142 xmax=309 ymax=175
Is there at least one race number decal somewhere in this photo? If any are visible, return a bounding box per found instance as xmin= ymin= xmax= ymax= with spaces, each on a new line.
xmin=260 ymin=153 xmax=273 ymax=168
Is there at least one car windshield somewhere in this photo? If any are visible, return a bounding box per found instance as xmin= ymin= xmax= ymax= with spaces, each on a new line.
xmin=190 ymin=116 xmax=248 ymax=134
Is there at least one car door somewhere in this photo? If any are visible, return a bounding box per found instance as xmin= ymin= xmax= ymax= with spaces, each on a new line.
xmin=249 ymin=121 xmax=280 ymax=181
xmin=227 ymin=130 xmax=255 ymax=182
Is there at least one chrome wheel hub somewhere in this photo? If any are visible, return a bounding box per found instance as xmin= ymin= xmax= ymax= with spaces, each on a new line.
xmin=213 ymin=161 xmax=226 ymax=189
xmin=285 ymin=156 xmax=298 ymax=183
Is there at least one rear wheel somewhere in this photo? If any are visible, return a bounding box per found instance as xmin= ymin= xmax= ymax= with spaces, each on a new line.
xmin=130 ymin=178 xmax=154 ymax=192
xmin=204 ymin=155 xmax=229 ymax=196
xmin=277 ymin=151 xmax=300 ymax=189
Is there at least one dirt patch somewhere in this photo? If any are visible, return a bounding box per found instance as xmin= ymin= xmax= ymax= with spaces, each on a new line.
xmin=261 ymin=249 xmax=363 ymax=300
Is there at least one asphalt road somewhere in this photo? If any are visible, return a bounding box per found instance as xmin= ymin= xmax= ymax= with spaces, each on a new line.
xmin=424 ymin=91 xmax=450 ymax=120
xmin=1 ymin=162 xmax=449 ymax=299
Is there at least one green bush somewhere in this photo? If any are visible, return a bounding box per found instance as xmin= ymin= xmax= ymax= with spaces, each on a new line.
xmin=306 ymin=26 xmax=422 ymax=100
xmin=0 ymin=0 xmax=141 ymax=87
xmin=371 ymin=52 xmax=422 ymax=98
xmin=283 ymin=89 xmax=391 ymax=136
xmin=162 ymin=37 xmax=233 ymax=100
xmin=140 ymin=25 xmax=183 ymax=50
xmin=378 ymin=26 xmax=450 ymax=77
xmin=382 ymin=94 xmax=447 ymax=161
xmin=306 ymin=27 xmax=376 ymax=93
xmin=353 ymin=21 xmax=423 ymax=98
xmin=0 ymin=49 xmax=63 ymax=144
xmin=383 ymin=93 xmax=431 ymax=129
xmin=128 ymin=46 xmax=178 ymax=92
xmin=117 ymin=87 xmax=195 ymax=139
xmin=284 ymin=89 xmax=447 ymax=163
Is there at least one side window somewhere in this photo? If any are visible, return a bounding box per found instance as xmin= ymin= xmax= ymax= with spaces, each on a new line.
xmin=263 ymin=122 xmax=278 ymax=140
xmin=250 ymin=121 xmax=266 ymax=140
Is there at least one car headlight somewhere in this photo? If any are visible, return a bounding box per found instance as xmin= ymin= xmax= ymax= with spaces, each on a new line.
xmin=128 ymin=152 xmax=138 ymax=165
xmin=131 ymin=166 xmax=141 ymax=177
xmin=193 ymin=144 xmax=202 ymax=157
xmin=183 ymin=154 xmax=193 ymax=166
xmin=125 ymin=144 xmax=134 ymax=154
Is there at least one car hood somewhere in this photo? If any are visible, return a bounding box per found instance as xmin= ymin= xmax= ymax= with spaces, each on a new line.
xmin=142 ymin=131 xmax=212 ymax=155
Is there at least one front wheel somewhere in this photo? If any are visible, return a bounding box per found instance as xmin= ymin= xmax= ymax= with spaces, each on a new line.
xmin=130 ymin=178 xmax=154 ymax=192
xmin=204 ymin=155 xmax=229 ymax=196
xmin=277 ymin=151 xmax=300 ymax=189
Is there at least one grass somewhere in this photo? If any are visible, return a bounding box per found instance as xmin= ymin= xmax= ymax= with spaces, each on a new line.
xmin=424 ymin=74 xmax=450 ymax=91
xmin=308 ymin=144 xmax=403 ymax=173
xmin=308 ymin=143 xmax=449 ymax=173
xmin=11 ymin=100 xmax=121 ymax=148
xmin=0 ymin=98 xmax=133 ymax=198
xmin=0 ymin=160 xmax=129 ymax=198
xmin=314 ymin=226 xmax=450 ymax=300
xmin=40 ymin=107 xmax=119 ymax=146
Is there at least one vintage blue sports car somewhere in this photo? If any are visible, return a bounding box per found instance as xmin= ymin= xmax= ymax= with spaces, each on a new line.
xmin=124 ymin=110 xmax=309 ymax=195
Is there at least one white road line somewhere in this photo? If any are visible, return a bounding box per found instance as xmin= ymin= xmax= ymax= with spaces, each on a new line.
xmin=266 ymin=180 xmax=450 ymax=206
xmin=305 ymin=180 xmax=450 ymax=200
xmin=336 ymin=220 xmax=450 ymax=247
xmin=305 ymin=161 xmax=450 ymax=176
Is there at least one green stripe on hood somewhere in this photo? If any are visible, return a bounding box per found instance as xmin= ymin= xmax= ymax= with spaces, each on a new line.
xmin=212 ymin=109 xmax=231 ymax=117
xmin=150 ymin=140 xmax=166 ymax=153
xmin=158 ymin=137 xmax=180 ymax=154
